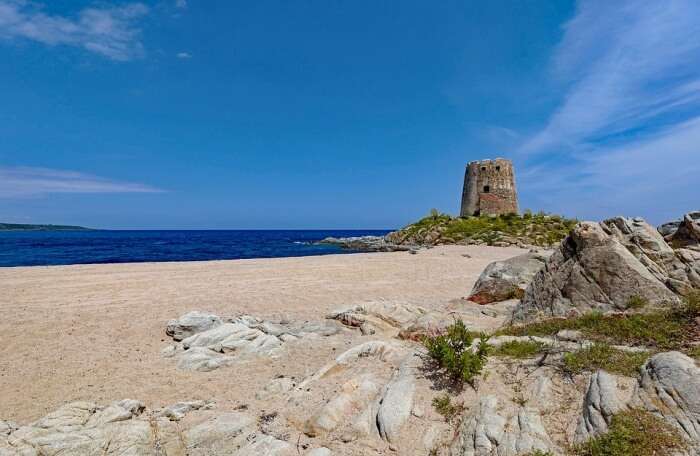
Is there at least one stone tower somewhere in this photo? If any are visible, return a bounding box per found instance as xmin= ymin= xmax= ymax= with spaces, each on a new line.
xmin=460 ymin=158 xmax=518 ymax=217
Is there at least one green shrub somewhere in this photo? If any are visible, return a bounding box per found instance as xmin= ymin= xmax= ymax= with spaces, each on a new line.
xmin=563 ymin=344 xmax=650 ymax=376
xmin=491 ymin=340 xmax=546 ymax=359
xmin=573 ymin=409 xmax=686 ymax=456
xmin=432 ymin=394 xmax=462 ymax=422
xmin=625 ymin=295 xmax=648 ymax=310
xmin=423 ymin=319 xmax=489 ymax=387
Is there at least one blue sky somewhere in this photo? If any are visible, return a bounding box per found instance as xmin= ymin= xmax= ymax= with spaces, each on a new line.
xmin=0 ymin=0 xmax=698 ymax=229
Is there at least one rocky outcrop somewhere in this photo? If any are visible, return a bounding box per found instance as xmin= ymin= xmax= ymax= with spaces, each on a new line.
xmin=0 ymin=400 xmax=295 ymax=456
xmin=668 ymin=213 xmax=700 ymax=251
xmin=304 ymin=375 xmax=383 ymax=437
xmin=166 ymin=310 xmax=222 ymax=341
xmin=603 ymin=216 xmax=700 ymax=294
xmin=634 ymin=352 xmax=700 ymax=446
xmin=467 ymin=251 xmax=551 ymax=304
xmin=164 ymin=312 xmax=343 ymax=371
xmin=575 ymin=371 xmax=630 ymax=442
xmin=328 ymin=301 xmax=429 ymax=336
xmin=284 ymin=341 xmax=423 ymax=451
xmin=514 ymin=218 xmax=683 ymax=322
xmin=658 ymin=211 xmax=700 ymax=239
xmin=449 ymin=396 xmax=556 ymax=456
xmin=329 ymin=300 xmax=515 ymax=341
xmin=316 ymin=236 xmax=415 ymax=252
xmin=376 ymin=359 xmax=416 ymax=443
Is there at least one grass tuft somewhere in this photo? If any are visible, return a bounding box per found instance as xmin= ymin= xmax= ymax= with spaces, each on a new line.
xmin=625 ymin=295 xmax=648 ymax=310
xmin=563 ymin=343 xmax=650 ymax=377
xmin=498 ymin=292 xmax=700 ymax=351
xmin=573 ymin=409 xmax=686 ymax=456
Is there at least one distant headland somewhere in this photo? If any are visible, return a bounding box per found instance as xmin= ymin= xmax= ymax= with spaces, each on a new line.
xmin=0 ymin=223 xmax=93 ymax=231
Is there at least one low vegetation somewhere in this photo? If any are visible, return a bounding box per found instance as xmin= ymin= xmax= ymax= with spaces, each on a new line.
xmin=423 ymin=319 xmax=490 ymax=387
xmin=563 ymin=344 xmax=651 ymax=377
xmin=386 ymin=210 xmax=578 ymax=247
xmin=624 ymin=295 xmax=648 ymax=310
xmin=573 ymin=409 xmax=686 ymax=456
xmin=431 ymin=394 xmax=463 ymax=422
xmin=498 ymin=291 xmax=700 ymax=352
xmin=491 ymin=340 xmax=547 ymax=359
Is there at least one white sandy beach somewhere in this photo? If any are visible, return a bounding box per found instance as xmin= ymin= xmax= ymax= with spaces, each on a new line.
xmin=0 ymin=245 xmax=524 ymax=423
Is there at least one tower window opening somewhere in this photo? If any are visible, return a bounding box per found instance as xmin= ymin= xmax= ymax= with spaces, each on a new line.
xmin=481 ymin=166 xmax=486 ymax=171
xmin=483 ymin=185 xmax=490 ymax=193
xmin=496 ymin=166 xmax=500 ymax=171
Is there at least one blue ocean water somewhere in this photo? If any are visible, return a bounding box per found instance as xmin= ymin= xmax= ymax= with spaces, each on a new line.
xmin=0 ymin=230 xmax=391 ymax=267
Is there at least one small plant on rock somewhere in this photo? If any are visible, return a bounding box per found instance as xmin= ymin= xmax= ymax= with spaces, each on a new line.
xmin=625 ymin=295 xmax=647 ymax=310
xmin=423 ymin=319 xmax=490 ymax=387
xmin=431 ymin=394 xmax=462 ymax=422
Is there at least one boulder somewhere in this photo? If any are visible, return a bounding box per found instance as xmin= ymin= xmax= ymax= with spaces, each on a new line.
xmin=166 ymin=311 xmax=222 ymax=341
xmin=633 ymin=352 xmax=700 ymax=446
xmin=376 ymin=359 xmax=416 ymax=443
xmin=514 ymin=220 xmax=680 ymax=322
xmin=575 ymin=371 xmax=629 ymax=442
xmin=467 ymin=252 xmax=551 ymax=304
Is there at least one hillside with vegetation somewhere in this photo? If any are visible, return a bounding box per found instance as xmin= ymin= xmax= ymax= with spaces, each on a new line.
xmin=386 ymin=210 xmax=578 ymax=248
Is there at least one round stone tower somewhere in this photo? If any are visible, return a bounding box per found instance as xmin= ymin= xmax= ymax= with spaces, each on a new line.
xmin=460 ymin=158 xmax=518 ymax=217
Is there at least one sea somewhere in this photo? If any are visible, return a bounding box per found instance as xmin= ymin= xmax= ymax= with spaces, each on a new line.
xmin=0 ymin=230 xmax=391 ymax=267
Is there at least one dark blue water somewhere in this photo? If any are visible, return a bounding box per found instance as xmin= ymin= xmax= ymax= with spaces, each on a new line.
xmin=0 ymin=230 xmax=391 ymax=267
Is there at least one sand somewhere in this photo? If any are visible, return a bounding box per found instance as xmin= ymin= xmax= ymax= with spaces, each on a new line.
xmin=0 ymin=244 xmax=525 ymax=423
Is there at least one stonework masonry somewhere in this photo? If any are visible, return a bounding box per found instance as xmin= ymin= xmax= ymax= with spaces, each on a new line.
xmin=460 ymin=158 xmax=518 ymax=217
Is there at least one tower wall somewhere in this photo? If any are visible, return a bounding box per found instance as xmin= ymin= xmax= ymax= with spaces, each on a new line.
xmin=460 ymin=158 xmax=518 ymax=217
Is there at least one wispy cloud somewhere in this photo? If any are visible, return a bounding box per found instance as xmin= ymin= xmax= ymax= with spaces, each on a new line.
xmin=521 ymin=0 xmax=700 ymax=154
xmin=0 ymin=1 xmax=149 ymax=61
xmin=174 ymin=0 xmax=187 ymax=9
xmin=516 ymin=0 xmax=700 ymax=222
xmin=0 ymin=166 xmax=163 ymax=197
xmin=176 ymin=51 xmax=191 ymax=59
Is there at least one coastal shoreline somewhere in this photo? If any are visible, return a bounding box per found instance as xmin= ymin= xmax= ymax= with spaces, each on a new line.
xmin=0 ymin=244 xmax=525 ymax=422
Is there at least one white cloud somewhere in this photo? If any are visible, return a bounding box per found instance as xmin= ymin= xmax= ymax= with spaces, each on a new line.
xmin=176 ymin=51 xmax=191 ymax=59
xmin=515 ymin=0 xmax=700 ymax=223
xmin=519 ymin=116 xmax=700 ymax=223
xmin=0 ymin=1 xmax=149 ymax=61
xmin=175 ymin=0 xmax=187 ymax=9
xmin=521 ymin=0 xmax=700 ymax=154
xmin=0 ymin=166 xmax=163 ymax=197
